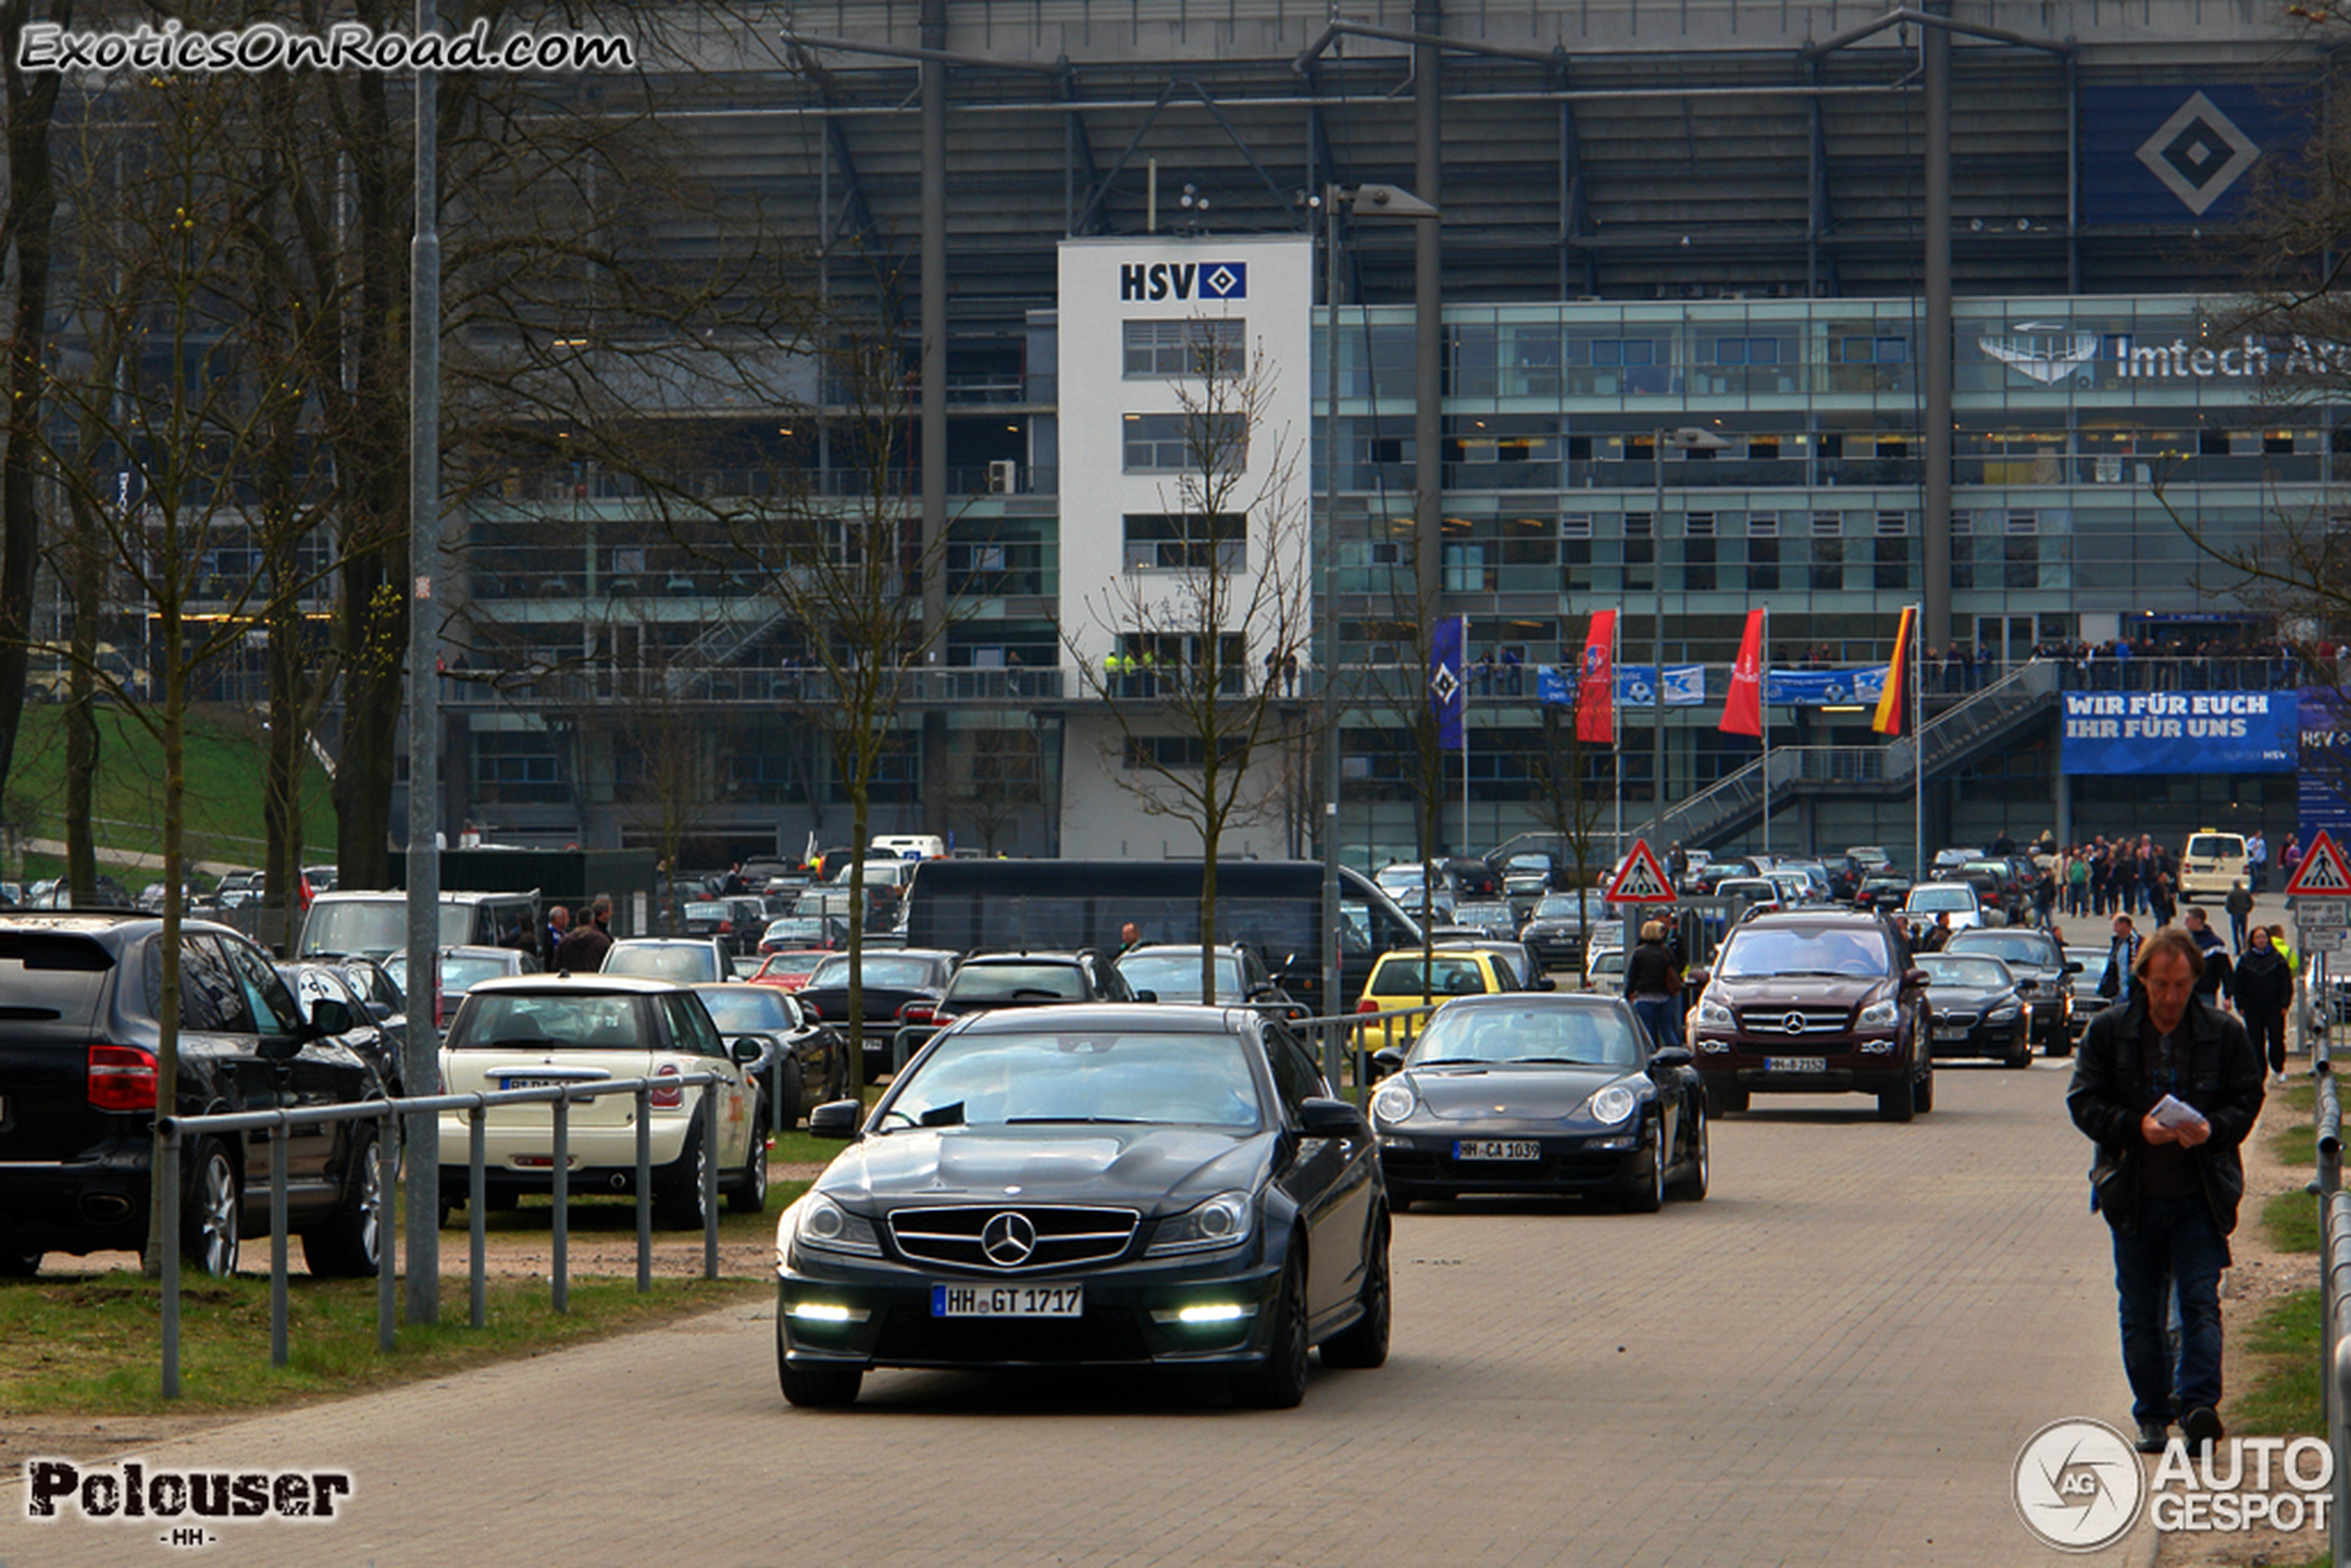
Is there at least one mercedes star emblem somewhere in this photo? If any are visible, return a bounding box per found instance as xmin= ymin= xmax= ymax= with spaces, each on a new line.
xmin=1784 ymin=1012 xmax=1807 ymax=1036
xmin=980 ymin=1211 xmax=1039 ymax=1266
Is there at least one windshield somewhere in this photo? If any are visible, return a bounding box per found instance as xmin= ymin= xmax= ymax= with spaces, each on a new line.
xmin=883 ymin=1028 xmax=1263 ymax=1130
xmin=1717 ymin=927 xmax=1891 ymax=979
xmin=1115 ymin=952 xmax=1242 ymax=1002
xmin=442 ymin=953 xmax=516 ymax=993
xmin=697 ymin=988 xmax=790 ymax=1032
xmin=454 ymin=993 xmax=646 ymax=1050
xmin=1917 ymin=956 xmax=2011 ymax=989
xmin=1947 ymin=932 xmax=2048 ymax=964
xmin=1371 ymin=955 xmax=1491 ymax=996
xmin=1409 ymin=1002 xmax=1642 ymax=1068
xmin=949 ymin=963 xmax=1085 ymax=1002
xmin=1907 ymin=887 xmax=1976 ymax=913
xmin=1533 ymin=892 xmax=1608 ymax=920
xmin=603 ymin=945 xmax=717 ymax=983
xmin=303 ymin=900 xmax=471 ymax=958
xmin=806 ymin=954 xmax=938 ymax=990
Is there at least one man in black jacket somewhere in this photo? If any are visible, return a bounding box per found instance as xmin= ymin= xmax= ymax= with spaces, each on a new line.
xmin=2068 ymin=929 xmax=2265 ymax=1456
xmin=2232 ymin=927 xmax=2295 ymax=1082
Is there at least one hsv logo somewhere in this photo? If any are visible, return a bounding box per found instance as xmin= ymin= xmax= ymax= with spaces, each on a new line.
xmin=1119 ymin=261 xmax=1247 ymax=302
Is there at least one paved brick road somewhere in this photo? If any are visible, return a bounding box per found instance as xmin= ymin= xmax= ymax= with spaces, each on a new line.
xmin=3 ymin=1061 xmax=2172 ymax=1566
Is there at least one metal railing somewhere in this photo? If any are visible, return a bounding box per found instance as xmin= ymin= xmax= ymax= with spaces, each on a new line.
xmin=154 ymin=1068 xmax=729 ymax=1399
xmin=2311 ymin=948 xmax=2351 ymax=1566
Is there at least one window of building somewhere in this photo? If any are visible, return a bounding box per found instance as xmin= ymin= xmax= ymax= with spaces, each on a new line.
xmin=1124 ymin=318 xmax=1245 ymax=379
xmin=1623 ymin=512 xmax=1654 ymax=590
xmin=1123 ymin=512 xmax=1247 ymax=572
xmin=1561 ymin=514 xmax=1593 ymax=589
xmin=1591 ymin=338 xmax=1659 ymax=367
xmin=1835 ymin=336 xmax=1909 ymax=363
xmin=2004 ymin=511 xmax=2039 ymax=590
xmin=1810 ymin=513 xmax=1844 ymax=590
xmin=1874 ymin=511 xmax=1911 ymax=591
xmin=1684 ymin=512 xmax=1717 ymax=592
xmin=1122 ymin=411 xmax=1248 ymax=473
xmin=1712 ymin=338 xmax=1783 ymax=365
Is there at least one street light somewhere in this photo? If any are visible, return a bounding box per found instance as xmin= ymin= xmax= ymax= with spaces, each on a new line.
xmin=1648 ymin=426 xmax=1728 ymax=873
xmin=1319 ymin=182 xmax=1438 ymax=1080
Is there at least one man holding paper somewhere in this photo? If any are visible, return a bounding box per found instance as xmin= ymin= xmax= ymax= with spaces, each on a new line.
xmin=2068 ymin=928 xmax=2265 ymax=1457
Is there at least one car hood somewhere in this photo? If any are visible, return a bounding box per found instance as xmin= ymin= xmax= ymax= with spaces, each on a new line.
xmin=1922 ymin=982 xmax=2020 ymax=1012
xmin=1400 ymin=1064 xmax=1635 ymax=1121
xmin=818 ymin=1125 xmax=1272 ymax=1215
xmin=1706 ymin=975 xmax=1887 ymax=1007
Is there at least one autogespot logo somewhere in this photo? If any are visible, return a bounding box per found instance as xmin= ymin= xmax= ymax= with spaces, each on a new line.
xmin=2013 ymin=1419 xmax=2144 ymax=1552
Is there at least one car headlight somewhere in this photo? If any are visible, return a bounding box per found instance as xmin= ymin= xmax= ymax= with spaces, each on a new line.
xmin=1146 ymin=1191 xmax=1256 ymax=1256
xmin=1371 ymin=1079 xmax=1419 ymax=1125
xmin=793 ymin=1192 xmax=883 ymax=1257
xmin=1988 ymin=1004 xmax=2021 ymax=1024
xmin=1857 ymin=999 xmax=1898 ymax=1028
xmin=1695 ymin=994 xmax=1734 ymax=1027
xmin=1586 ymin=1082 xmax=1639 ymax=1126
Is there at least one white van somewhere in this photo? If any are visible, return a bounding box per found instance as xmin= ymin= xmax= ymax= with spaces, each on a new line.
xmin=2178 ymin=830 xmax=2248 ymax=901
xmin=869 ymin=835 xmax=946 ymax=861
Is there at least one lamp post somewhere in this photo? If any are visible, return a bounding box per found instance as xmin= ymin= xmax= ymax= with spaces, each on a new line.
xmin=1648 ymin=426 xmax=1728 ymax=867
xmin=1320 ymin=182 xmax=1437 ymax=1080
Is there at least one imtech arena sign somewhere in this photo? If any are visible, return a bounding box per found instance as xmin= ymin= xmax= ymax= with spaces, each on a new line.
xmin=1975 ymin=320 xmax=2349 ymax=386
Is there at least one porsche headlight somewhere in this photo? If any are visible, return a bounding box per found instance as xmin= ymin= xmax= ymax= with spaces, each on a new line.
xmin=1371 ymin=1079 xmax=1419 ymax=1125
xmin=1146 ymin=1191 xmax=1256 ymax=1256
xmin=1857 ymin=999 xmax=1898 ymax=1028
xmin=1586 ymin=1082 xmax=1639 ymax=1126
xmin=793 ymin=1192 xmax=883 ymax=1257
xmin=1695 ymin=993 xmax=1735 ymax=1027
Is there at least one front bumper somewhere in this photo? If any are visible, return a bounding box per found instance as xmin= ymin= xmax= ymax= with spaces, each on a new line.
xmin=1692 ymin=1030 xmax=1909 ymax=1096
xmin=1926 ymin=1015 xmax=2027 ymax=1060
xmin=1376 ymin=1126 xmax=1647 ymax=1199
xmin=777 ymin=1246 xmax=1283 ymax=1373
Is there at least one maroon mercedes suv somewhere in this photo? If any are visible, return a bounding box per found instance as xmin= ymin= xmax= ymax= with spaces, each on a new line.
xmin=1686 ymin=909 xmax=1933 ymax=1122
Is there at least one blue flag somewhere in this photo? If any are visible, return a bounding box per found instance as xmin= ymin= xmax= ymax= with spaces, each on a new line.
xmin=1431 ymin=616 xmax=1465 ymax=752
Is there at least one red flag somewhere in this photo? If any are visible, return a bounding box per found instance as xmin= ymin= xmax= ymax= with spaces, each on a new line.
xmin=1721 ymin=608 xmax=1764 ymax=737
xmin=1872 ymin=605 xmax=1917 ymax=737
xmin=1575 ymin=610 xmax=1617 ymax=744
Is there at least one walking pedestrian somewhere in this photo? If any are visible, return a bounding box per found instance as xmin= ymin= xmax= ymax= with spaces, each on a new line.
xmin=2098 ymin=914 xmax=2142 ymax=1005
xmin=2223 ymin=879 xmax=2254 ymax=954
xmin=1623 ymin=920 xmax=1685 ymax=1051
xmin=2183 ymin=907 xmax=2232 ymax=1009
xmin=2233 ymin=927 xmax=2293 ymax=1083
xmin=2066 ymin=928 xmax=2264 ymax=1456
xmin=555 ymin=895 xmax=615 ymax=972
xmin=2247 ymin=829 xmax=2269 ymax=894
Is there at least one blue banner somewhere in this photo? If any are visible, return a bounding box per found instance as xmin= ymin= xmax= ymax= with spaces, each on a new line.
xmin=1431 ymin=616 xmax=1464 ymax=752
xmin=2081 ymin=84 xmax=2307 ymax=227
xmin=2300 ymin=689 xmax=2351 ymax=842
xmin=1536 ymin=664 xmax=1704 ymax=707
xmin=2061 ymin=690 xmax=2296 ymax=775
xmin=1764 ymin=666 xmax=1889 ymax=707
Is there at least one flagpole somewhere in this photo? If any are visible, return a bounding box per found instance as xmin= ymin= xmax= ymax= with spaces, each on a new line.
xmin=1760 ymin=606 xmax=1771 ymax=860
xmin=1462 ymin=624 xmax=1473 ymax=856
xmin=1911 ymin=600 xmax=1924 ymax=886
xmin=1611 ymin=614 xmax=1623 ymax=864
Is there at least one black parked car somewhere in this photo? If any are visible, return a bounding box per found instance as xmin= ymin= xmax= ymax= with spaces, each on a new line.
xmin=890 ymin=950 xmax=1138 ymax=1072
xmin=279 ymin=960 xmax=411 ymax=1098
xmin=796 ymin=947 xmax=962 ymax=1083
xmin=1942 ymin=926 xmax=2081 ymax=1056
xmin=1912 ymin=953 xmax=2033 ymax=1068
xmin=1367 ymin=992 xmax=1707 ymax=1213
xmin=777 ymin=1002 xmax=1389 ymax=1408
xmin=0 ymin=914 xmax=391 ymax=1278
xmin=691 ymin=981 xmax=846 ymax=1128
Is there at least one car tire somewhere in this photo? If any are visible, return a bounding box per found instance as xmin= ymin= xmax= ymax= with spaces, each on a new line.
xmin=728 ymin=1123 xmax=770 ymax=1214
xmin=777 ymin=1319 xmax=863 ymax=1408
xmin=1318 ymin=1222 xmax=1390 ymax=1370
xmin=1912 ymin=1064 xmax=1935 ymax=1114
xmin=775 ymin=1060 xmax=804 ymax=1134
xmin=1621 ymin=1120 xmax=1666 ymax=1213
xmin=1710 ymin=1083 xmax=1748 ymax=1115
xmin=1670 ymin=1106 xmax=1710 ymax=1201
xmin=1877 ymin=1083 xmax=1916 ymax=1123
xmin=301 ymin=1120 xmax=386 ymax=1278
xmin=1232 ymin=1252 xmax=1311 ymax=1410
xmin=1387 ymin=1190 xmax=1414 ymax=1214
xmin=2008 ymin=1033 xmax=2034 ymax=1069
xmin=654 ymin=1122 xmax=712 ymax=1229
xmin=176 ymin=1138 xmax=243 ymax=1278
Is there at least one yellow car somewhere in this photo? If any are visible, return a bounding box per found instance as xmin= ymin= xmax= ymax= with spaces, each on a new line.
xmin=1354 ymin=948 xmax=1516 ymax=1048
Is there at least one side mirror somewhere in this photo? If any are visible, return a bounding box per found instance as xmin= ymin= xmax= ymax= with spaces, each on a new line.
xmin=806 ymin=1099 xmax=863 ymax=1139
xmin=1369 ymin=1046 xmax=1406 ymax=1082
xmin=1535 ymin=974 xmax=1557 ymax=991
xmin=1648 ymin=1045 xmax=1696 ymax=1071
xmin=1683 ymin=967 xmax=1710 ymax=989
xmin=730 ymin=1036 xmax=765 ymax=1066
xmin=1133 ymin=989 xmax=1158 ymax=1004
xmin=309 ymin=998 xmax=356 ymax=1036
xmin=1299 ymin=1097 xmax=1371 ymax=1139
xmin=2063 ymin=961 xmax=2084 ymax=975
xmin=1903 ymin=967 xmax=1930 ymax=989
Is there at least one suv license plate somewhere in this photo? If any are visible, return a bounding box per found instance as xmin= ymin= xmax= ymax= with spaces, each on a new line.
xmin=1454 ymin=1139 xmax=1540 ymax=1162
xmin=1762 ymin=1057 xmax=1824 ymax=1074
xmin=932 ymin=1284 xmax=1082 ymax=1318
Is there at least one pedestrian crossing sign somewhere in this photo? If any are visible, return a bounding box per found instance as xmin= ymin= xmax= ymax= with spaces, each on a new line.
xmin=2285 ymin=830 xmax=2351 ymax=896
xmin=1605 ymin=840 xmax=1678 ymax=903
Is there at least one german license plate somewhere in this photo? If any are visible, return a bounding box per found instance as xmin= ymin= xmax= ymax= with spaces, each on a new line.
xmin=499 ymin=1076 xmax=575 ymax=1091
xmin=1453 ymin=1139 xmax=1540 ymax=1161
xmin=1762 ymin=1057 xmax=1824 ymax=1074
xmin=1935 ymin=1026 xmax=1972 ymax=1042
xmin=931 ymin=1283 xmax=1083 ymax=1318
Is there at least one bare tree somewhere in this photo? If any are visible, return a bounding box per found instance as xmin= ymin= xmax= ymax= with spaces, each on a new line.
xmin=1068 ymin=328 xmax=1315 ymax=1001
xmin=948 ymin=721 xmax=1043 ymax=856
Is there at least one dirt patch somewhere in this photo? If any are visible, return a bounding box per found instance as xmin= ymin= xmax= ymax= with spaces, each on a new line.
xmin=2154 ymin=1074 xmax=2324 ymax=1568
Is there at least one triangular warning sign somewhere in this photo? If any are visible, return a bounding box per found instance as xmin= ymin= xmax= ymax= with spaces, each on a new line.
xmin=2287 ymin=830 xmax=2351 ymax=896
xmin=1605 ymin=840 xmax=1678 ymax=903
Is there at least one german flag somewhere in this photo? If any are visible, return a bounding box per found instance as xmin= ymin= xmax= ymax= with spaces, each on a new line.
xmin=1872 ymin=605 xmax=1916 ymax=736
